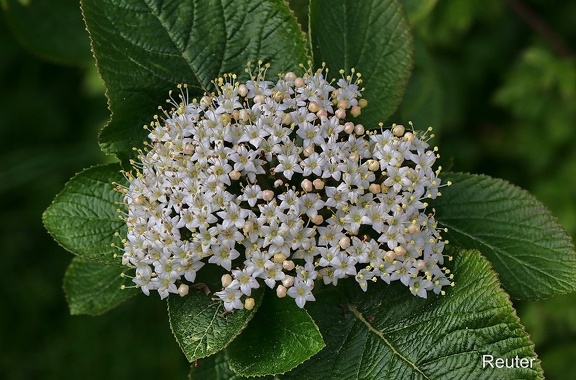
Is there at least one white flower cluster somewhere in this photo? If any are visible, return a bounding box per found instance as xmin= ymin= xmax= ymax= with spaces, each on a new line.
xmin=119 ymin=63 xmax=453 ymax=311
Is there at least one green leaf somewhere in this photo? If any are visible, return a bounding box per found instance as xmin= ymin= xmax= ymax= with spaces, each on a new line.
xmin=2 ymin=0 xmax=93 ymax=65
xmin=81 ymin=0 xmax=310 ymax=164
xmin=309 ymin=0 xmax=413 ymax=127
xmin=283 ymin=249 xmax=543 ymax=379
xmin=64 ymin=257 xmax=138 ymax=315
xmin=168 ymin=266 xmax=264 ymax=363
xmin=400 ymin=0 xmax=438 ymax=25
xmin=189 ymin=351 xmax=274 ymax=380
xmin=43 ymin=163 xmax=126 ymax=266
xmin=226 ymin=291 xmax=325 ymax=376
xmin=431 ymin=172 xmax=576 ymax=300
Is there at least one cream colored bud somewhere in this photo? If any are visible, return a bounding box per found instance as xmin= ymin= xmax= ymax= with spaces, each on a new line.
xmin=273 ymin=253 xmax=287 ymax=264
xmin=231 ymin=110 xmax=240 ymax=120
xmin=276 ymin=285 xmax=288 ymax=298
xmin=344 ymin=122 xmax=355 ymax=134
xmin=239 ymin=109 xmax=250 ymax=122
xmin=308 ymin=101 xmax=320 ymax=113
xmin=274 ymin=179 xmax=284 ymax=188
xmin=354 ymin=124 xmax=365 ymax=135
xmin=254 ymin=94 xmax=265 ymax=104
xmin=337 ymin=99 xmax=349 ymax=109
xmin=311 ymin=214 xmax=324 ymax=224
xmin=416 ymin=259 xmax=426 ymax=271
xmin=367 ymin=159 xmax=379 ymax=171
xmin=229 ymin=170 xmax=241 ymax=181
xmin=393 ymin=124 xmax=405 ymax=137
xmin=183 ymin=142 xmax=194 ymax=155
xmin=294 ymin=77 xmax=305 ymax=88
xmin=358 ymin=98 xmax=368 ymax=108
xmin=335 ymin=108 xmax=347 ymax=119
xmin=243 ymin=221 xmax=254 ymax=234
xmin=133 ymin=195 xmax=146 ymax=206
xmin=284 ymin=72 xmax=297 ymax=81
xmin=303 ymin=145 xmax=315 ymax=157
xmin=339 ymin=236 xmax=351 ymax=249
xmin=244 ymin=297 xmax=255 ymax=310
xmin=301 ymin=179 xmax=313 ymax=192
xmin=177 ymin=283 xmax=189 ymax=297
xmin=313 ymin=179 xmax=325 ymax=190
xmin=282 ymin=113 xmax=292 ymax=125
xmin=393 ymin=246 xmax=407 ymax=257
xmin=384 ymin=250 xmax=395 ymax=262
xmin=350 ymin=105 xmax=361 ymax=117
xmin=221 ymin=274 xmax=233 ymax=288
xmin=369 ymin=183 xmax=381 ymax=194
xmin=262 ymin=190 xmax=275 ymax=201
xmin=407 ymin=224 xmax=419 ymax=234
xmin=317 ymin=109 xmax=328 ymax=118
xmin=404 ymin=131 xmax=415 ymax=143
xmin=282 ymin=276 xmax=294 ymax=288
xmin=238 ymin=84 xmax=248 ymax=97
xmin=283 ymin=260 xmax=295 ymax=271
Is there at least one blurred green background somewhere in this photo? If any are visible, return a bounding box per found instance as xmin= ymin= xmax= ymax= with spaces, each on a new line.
xmin=1 ymin=0 xmax=575 ymax=379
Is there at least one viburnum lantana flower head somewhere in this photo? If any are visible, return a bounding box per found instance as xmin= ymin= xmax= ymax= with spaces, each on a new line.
xmin=117 ymin=62 xmax=454 ymax=311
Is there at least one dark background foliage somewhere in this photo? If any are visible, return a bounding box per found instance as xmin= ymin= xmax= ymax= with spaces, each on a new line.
xmin=1 ymin=0 xmax=575 ymax=379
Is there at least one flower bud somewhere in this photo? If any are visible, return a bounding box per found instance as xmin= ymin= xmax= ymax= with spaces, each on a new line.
xmin=229 ymin=170 xmax=241 ymax=181
xmin=244 ymin=297 xmax=255 ymax=310
xmin=301 ymin=179 xmax=313 ymax=192
xmin=262 ymin=190 xmax=275 ymax=201
xmin=308 ymin=101 xmax=320 ymax=113
xmin=254 ymin=94 xmax=265 ymax=104
xmin=337 ymin=99 xmax=349 ymax=109
xmin=274 ymin=179 xmax=284 ymax=188
xmin=313 ymin=179 xmax=325 ymax=190
xmin=238 ymin=84 xmax=248 ymax=97
xmin=350 ymin=105 xmax=361 ymax=117
xmin=404 ymin=131 xmax=415 ymax=143
xmin=354 ymin=124 xmax=365 ymax=135
xmin=393 ymin=124 xmax=405 ymax=137
xmin=273 ymin=253 xmax=287 ymax=263
xmin=284 ymin=72 xmax=297 ymax=81
xmin=283 ymin=260 xmax=295 ymax=271
xmin=335 ymin=108 xmax=346 ymax=119
xmin=303 ymin=145 xmax=315 ymax=157
xmin=294 ymin=77 xmax=305 ymax=88
xmin=344 ymin=122 xmax=355 ymax=134
xmin=339 ymin=236 xmax=351 ymax=249
xmin=369 ymin=183 xmax=381 ymax=194
xmin=221 ymin=274 xmax=233 ymax=288
xmin=276 ymin=285 xmax=287 ymax=298
xmin=317 ymin=109 xmax=328 ymax=118
xmin=282 ymin=276 xmax=294 ymax=288
xmin=311 ymin=214 xmax=324 ymax=224
xmin=178 ymin=283 xmax=189 ymax=297
xmin=358 ymin=98 xmax=368 ymax=108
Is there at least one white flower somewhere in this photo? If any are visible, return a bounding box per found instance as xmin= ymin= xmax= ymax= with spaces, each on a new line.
xmin=119 ymin=65 xmax=451 ymax=310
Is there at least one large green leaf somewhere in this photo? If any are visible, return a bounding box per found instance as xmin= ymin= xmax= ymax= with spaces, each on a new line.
xmin=309 ymin=0 xmax=413 ymax=128
xmin=64 ymin=257 xmax=138 ymax=315
xmin=431 ymin=172 xmax=576 ymax=300
xmin=81 ymin=0 xmax=310 ymax=164
xmin=226 ymin=291 xmax=325 ymax=376
xmin=189 ymin=351 xmax=274 ymax=380
xmin=168 ymin=266 xmax=264 ymax=363
xmin=2 ymin=0 xmax=93 ymax=65
xmin=43 ymin=163 xmax=126 ymax=266
xmin=282 ymin=249 xmax=542 ymax=379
